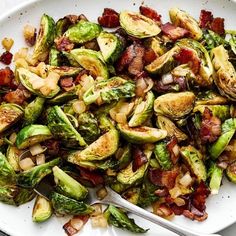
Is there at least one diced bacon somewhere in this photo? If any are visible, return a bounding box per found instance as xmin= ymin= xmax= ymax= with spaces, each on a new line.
xmin=43 ymin=139 xmax=60 ymax=156
xmin=154 ymin=187 xmax=169 ymax=197
xmin=161 ymin=23 xmax=189 ymax=41
xmin=166 ymin=136 xmax=180 ymax=164
xmin=143 ymin=48 xmax=157 ymax=65
xmin=139 ymin=6 xmax=161 ymax=24
xmin=132 ymin=146 xmax=148 ymax=172
xmin=0 ymin=67 xmax=15 ymax=87
xmin=55 ymin=36 xmax=74 ymax=52
xmin=154 ymin=203 xmax=173 ymax=217
xmin=98 ymin=8 xmax=120 ymax=28
xmin=60 ymin=77 xmax=74 ymax=90
xmin=3 ymin=87 xmax=27 ymax=105
xmin=210 ymin=17 xmax=225 ymax=35
xmin=74 ymin=70 xmax=89 ymax=84
xmin=78 ymin=167 xmax=104 ymax=186
xmin=199 ymin=10 xmax=213 ymax=28
xmin=0 ymin=51 xmax=13 ymax=65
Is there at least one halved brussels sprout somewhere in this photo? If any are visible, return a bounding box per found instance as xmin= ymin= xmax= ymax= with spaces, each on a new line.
xmin=180 ymin=146 xmax=207 ymax=182
xmin=97 ymin=31 xmax=124 ymax=64
xmin=83 ymin=76 xmax=135 ymax=105
xmin=196 ymin=90 xmax=228 ymax=106
xmin=145 ymin=46 xmax=179 ymax=74
xmin=115 ymin=144 xmax=132 ymax=171
xmin=144 ymin=37 xmax=166 ymax=56
xmin=53 ymin=166 xmax=88 ymax=200
xmin=208 ymin=161 xmax=223 ymax=194
xmin=128 ymin=91 xmax=155 ymax=127
xmin=156 ymin=115 xmax=188 ymax=142
xmin=120 ymin=11 xmax=161 ymax=38
xmin=16 ymin=125 xmax=52 ymax=149
xmin=49 ymin=47 xmax=61 ymax=66
xmin=177 ymin=39 xmax=213 ymax=86
xmin=17 ymin=68 xmax=60 ymax=98
xmin=6 ymin=146 xmax=21 ymax=172
xmin=171 ymin=64 xmax=195 ymax=79
xmin=154 ymin=92 xmax=196 ymax=119
xmin=0 ymin=104 xmax=23 ymax=133
xmin=64 ymin=20 xmax=102 ymax=44
xmin=47 ymin=106 xmax=86 ymax=147
xmin=70 ymin=48 xmax=109 ymax=80
xmin=226 ymin=161 xmax=236 ymax=184
xmin=211 ymin=45 xmax=236 ymax=101
xmin=32 ymin=195 xmax=52 ymax=223
xmin=169 ymin=8 xmax=202 ymax=40
xmin=46 ymin=65 xmax=83 ymax=77
xmin=62 ymin=51 xmax=81 ymax=67
xmin=33 ymin=14 xmax=56 ymax=61
xmin=117 ymin=124 xmax=167 ymax=144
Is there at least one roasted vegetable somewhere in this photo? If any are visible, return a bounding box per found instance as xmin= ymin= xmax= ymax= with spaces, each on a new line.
xmin=196 ymin=90 xmax=228 ymax=106
xmin=53 ymin=166 xmax=88 ymax=201
xmin=16 ymin=124 xmax=52 ymax=149
xmin=154 ymin=92 xmax=195 ymax=119
xmin=120 ymin=11 xmax=161 ymax=38
xmin=226 ymin=161 xmax=236 ymax=184
xmin=46 ymin=65 xmax=83 ymax=77
xmin=116 ymin=144 xmax=132 ymax=171
xmin=17 ymin=158 xmax=60 ymax=188
xmin=208 ymin=161 xmax=223 ymax=194
xmin=32 ymin=195 xmax=52 ymax=222
xmin=50 ymin=192 xmax=93 ymax=215
xmin=49 ymin=47 xmax=61 ymax=66
xmin=47 ymin=106 xmax=86 ymax=146
xmin=6 ymin=146 xmax=21 ymax=172
xmin=64 ymin=20 xmax=102 ymax=44
xmin=33 ymin=14 xmax=55 ymax=61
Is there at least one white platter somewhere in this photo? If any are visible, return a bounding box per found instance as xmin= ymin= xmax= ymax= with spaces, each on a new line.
xmin=0 ymin=0 xmax=236 ymax=235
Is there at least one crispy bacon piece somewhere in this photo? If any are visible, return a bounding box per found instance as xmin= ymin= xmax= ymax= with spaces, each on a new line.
xmin=200 ymin=107 xmax=221 ymax=143
xmin=60 ymin=77 xmax=74 ymax=91
xmin=166 ymin=136 xmax=180 ymax=164
xmin=174 ymin=48 xmax=200 ymax=74
xmin=183 ymin=209 xmax=208 ymax=221
xmin=98 ymin=8 xmax=120 ymax=28
xmin=44 ymin=139 xmax=60 ymax=156
xmin=139 ymin=6 xmax=161 ymax=24
xmin=210 ymin=17 xmax=225 ymax=35
xmin=132 ymin=146 xmax=148 ymax=172
xmin=161 ymin=23 xmax=189 ymax=41
xmin=74 ymin=70 xmax=89 ymax=84
xmin=153 ymin=203 xmax=173 ymax=217
xmin=65 ymin=14 xmax=80 ymax=24
xmin=78 ymin=167 xmax=104 ymax=186
xmin=0 ymin=51 xmax=13 ymax=65
xmin=154 ymin=187 xmax=169 ymax=197
xmin=143 ymin=48 xmax=157 ymax=65
xmin=0 ymin=67 xmax=15 ymax=87
xmin=199 ymin=10 xmax=213 ymax=28
xmin=55 ymin=36 xmax=74 ymax=52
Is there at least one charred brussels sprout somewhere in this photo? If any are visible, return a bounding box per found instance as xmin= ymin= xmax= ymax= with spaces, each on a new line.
xmin=53 ymin=166 xmax=88 ymax=200
xmin=50 ymin=192 xmax=93 ymax=215
xmin=6 ymin=146 xmax=21 ymax=172
xmin=226 ymin=161 xmax=236 ymax=184
xmin=154 ymin=92 xmax=195 ymax=119
xmin=32 ymin=195 xmax=52 ymax=222
xmin=196 ymin=90 xmax=228 ymax=106
xmin=211 ymin=45 xmax=236 ymax=101
xmin=0 ymin=104 xmax=23 ymax=133
xmin=169 ymin=8 xmax=202 ymax=40
xmin=49 ymin=47 xmax=61 ymax=66
xmin=23 ymin=97 xmax=45 ymax=126
xmin=97 ymin=31 xmax=124 ymax=64
xmin=117 ymin=124 xmax=167 ymax=144
xmin=128 ymin=91 xmax=154 ymax=127
xmin=46 ymin=65 xmax=83 ymax=77
xmin=16 ymin=125 xmax=52 ymax=149
xmin=83 ymin=76 xmax=135 ymax=105
xmin=64 ymin=20 xmax=102 ymax=44
xmin=116 ymin=144 xmax=132 ymax=170
xmin=120 ymin=11 xmax=161 ymax=38
xmin=77 ymin=112 xmax=100 ymax=143
xmin=33 ymin=14 xmax=56 ymax=61
xmin=70 ymin=48 xmax=109 ymax=79
xmin=17 ymin=158 xmax=60 ymax=188
xmin=208 ymin=161 xmax=223 ymax=194
xmin=47 ymin=106 xmax=86 ymax=146
xmin=180 ymin=146 xmax=207 ymax=182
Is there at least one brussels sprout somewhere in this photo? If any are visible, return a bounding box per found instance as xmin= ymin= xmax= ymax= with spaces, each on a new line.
xmin=154 ymin=141 xmax=172 ymax=170
xmin=83 ymin=76 xmax=135 ymax=105
xmin=53 ymin=166 xmax=88 ymax=201
xmin=77 ymin=112 xmax=100 ymax=143
xmin=50 ymin=191 xmax=93 ymax=215
xmin=117 ymin=124 xmax=167 ymax=144
xmin=0 ymin=152 xmax=16 ymax=185
xmin=23 ymin=97 xmax=46 ymax=126
xmin=0 ymin=185 xmax=35 ymax=206
xmin=0 ymin=104 xmax=23 ymax=133
xmin=33 ymin=14 xmax=55 ymax=61
xmin=208 ymin=161 xmax=223 ymax=194
xmin=62 ymin=51 xmax=81 ymax=67
xmin=16 ymin=125 xmax=52 ymax=149
xmin=116 ymin=145 xmax=132 ymax=171
xmin=97 ymin=31 xmax=124 ymax=64
xmin=117 ymin=148 xmax=152 ymax=185
xmin=154 ymin=92 xmax=196 ymax=119
xmin=105 ymin=205 xmax=148 ymax=233
xmin=144 ymin=37 xmax=166 ymax=56
xmin=209 ymin=118 xmax=236 ymax=159
xmin=226 ymin=161 xmax=236 ymax=184
xmin=196 ymin=90 xmax=228 ymax=106
xmin=177 ymin=39 xmax=213 ymax=86
xmin=17 ymin=158 xmax=60 ymax=188
xmin=47 ymin=106 xmax=86 ymax=146
xmin=32 ymin=195 xmax=52 ymax=222
xmin=211 ymin=45 xmax=236 ymax=101
xmin=70 ymin=48 xmax=109 ymax=79
xmin=49 ymin=47 xmax=61 ymax=66
xmin=128 ymin=91 xmax=154 ymax=127
xmin=55 ymin=17 xmax=70 ymax=37
xmin=193 ymin=105 xmax=230 ymax=121
xmin=46 ymin=65 xmax=83 ymax=77
xmin=6 ymin=146 xmax=21 ymax=172
xmin=17 ymin=68 xmax=60 ymax=98
xmin=169 ymin=8 xmax=202 ymax=40
xmin=145 ymin=46 xmax=179 ymax=74
xmin=119 ymin=11 xmax=161 ymax=38
xmin=156 ymin=115 xmax=188 ymax=142
xmin=64 ymin=20 xmax=102 ymax=44
xmin=180 ymin=146 xmax=207 ymax=182
xmin=68 ymin=128 xmax=119 ymax=163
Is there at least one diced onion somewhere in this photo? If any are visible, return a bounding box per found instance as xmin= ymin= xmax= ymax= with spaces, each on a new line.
xmin=23 ymin=25 xmax=36 ymax=44
xmin=80 ymin=75 xmax=94 ymax=91
xmin=115 ymin=113 xmax=127 ymax=124
xmin=179 ymin=172 xmax=192 ymax=187
xmin=91 ymin=214 xmax=108 ymax=228
xmin=19 ymin=157 xmax=35 ymax=171
xmin=37 ymin=62 xmax=48 ymax=78
xmin=169 ymin=186 xmax=182 ymax=199
xmin=135 ymin=101 xmax=146 ymax=114
xmin=15 ymin=58 xmax=29 ymax=69
xmin=36 ymin=154 xmax=46 ymax=165
xmin=136 ymin=77 xmax=147 ymax=97
xmin=73 ymin=100 xmax=86 ymax=114
xmin=174 ymin=197 xmax=185 ymax=206
xmin=91 ymin=204 xmax=102 ymax=217
xmin=161 ymin=73 xmax=174 ymax=85
xmin=1 ymin=37 xmax=14 ymax=51
xmin=30 ymin=77 xmax=45 ymax=90
xmin=70 ymin=217 xmax=84 ymax=231
xmin=29 ymin=144 xmax=45 ymax=156
xmin=9 ymin=132 xmax=17 ymax=144
xmin=96 ymin=187 xmax=107 ymax=200
xmin=144 ymin=77 xmax=154 ymax=93
xmin=14 ymin=47 xmax=28 ymax=61
xmin=172 ymin=144 xmax=180 ymax=157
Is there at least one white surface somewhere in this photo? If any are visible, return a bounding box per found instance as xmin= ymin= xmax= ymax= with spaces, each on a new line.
xmin=0 ymin=0 xmax=236 ymax=235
